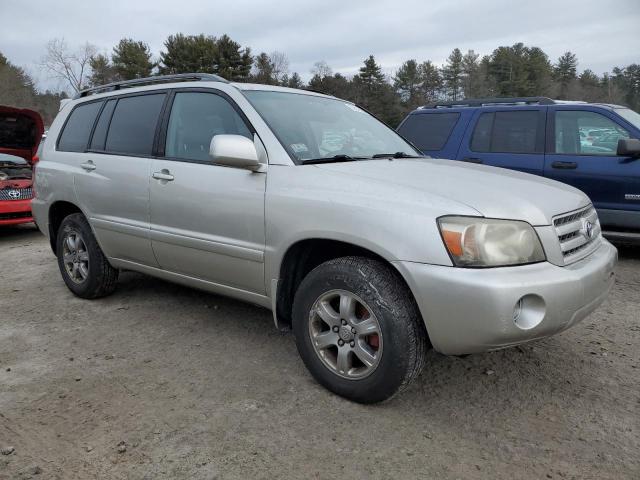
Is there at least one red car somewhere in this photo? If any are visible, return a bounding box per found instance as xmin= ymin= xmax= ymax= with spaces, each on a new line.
xmin=0 ymin=106 xmax=44 ymax=226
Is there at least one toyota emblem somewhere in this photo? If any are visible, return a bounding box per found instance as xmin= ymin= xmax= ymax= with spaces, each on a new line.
xmin=7 ymin=190 xmax=20 ymax=200
xmin=584 ymin=220 xmax=594 ymax=239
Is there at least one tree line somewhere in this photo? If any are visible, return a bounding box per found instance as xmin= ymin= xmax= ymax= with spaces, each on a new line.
xmin=1 ymin=34 xmax=638 ymax=127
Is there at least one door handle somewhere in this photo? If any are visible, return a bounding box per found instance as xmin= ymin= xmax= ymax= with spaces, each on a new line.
xmin=152 ymin=170 xmax=174 ymax=181
xmin=551 ymin=161 xmax=578 ymax=169
xmin=462 ymin=157 xmax=483 ymax=164
xmin=80 ymin=161 xmax=96 ymax=171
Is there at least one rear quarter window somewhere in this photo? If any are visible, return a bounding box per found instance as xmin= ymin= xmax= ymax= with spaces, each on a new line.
xmin=397 ymin=112 xmax=460 ymax=150
xmin=57 ymin=101 xmax=103 ymax=152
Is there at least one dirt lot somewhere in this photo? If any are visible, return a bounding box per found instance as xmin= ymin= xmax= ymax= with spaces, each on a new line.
xmin=0 ymin=224 xmax=638 ymax=479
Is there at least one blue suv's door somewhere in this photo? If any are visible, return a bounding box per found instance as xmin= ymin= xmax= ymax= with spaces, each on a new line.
xmin=456 ymin=107 xmax=546 ymax=175
xmin=544 ymin=106 xmax=640 ymax=230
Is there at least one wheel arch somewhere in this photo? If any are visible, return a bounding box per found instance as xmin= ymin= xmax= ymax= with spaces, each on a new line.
xmin=47 ymin=201 xmax=84 ymax=254
xmin=272 ymin=237 xmax=424 ymax=333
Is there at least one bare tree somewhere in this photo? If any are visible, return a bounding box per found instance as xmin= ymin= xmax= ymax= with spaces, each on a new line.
xmin=270 ymin=51 xmax=289 ymax=84
xmin=40 ymin=38 xmax=97 ymax=93
xmin=310 ymin=60 xmax=332 ymax=79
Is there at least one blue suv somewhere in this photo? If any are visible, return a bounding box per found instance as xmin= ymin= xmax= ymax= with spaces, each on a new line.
xmin=397 ymin=97 xmax=640 ymax=239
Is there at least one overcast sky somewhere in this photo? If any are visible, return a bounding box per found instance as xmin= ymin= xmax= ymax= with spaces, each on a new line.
xmin=1 ymin=0 xmax=638 ymax=91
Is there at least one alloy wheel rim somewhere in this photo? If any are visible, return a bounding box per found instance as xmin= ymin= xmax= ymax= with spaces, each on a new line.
xmin=62 ymin=230 xmax=90 ymax=284
xmin=308 ymin=289 xmax=383 ymax=379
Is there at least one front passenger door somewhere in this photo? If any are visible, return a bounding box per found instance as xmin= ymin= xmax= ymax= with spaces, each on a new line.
xmin=544 ymin=108 xmax=639 ymax=219
xmin=149 ymin=90 xmax=267 ymax=294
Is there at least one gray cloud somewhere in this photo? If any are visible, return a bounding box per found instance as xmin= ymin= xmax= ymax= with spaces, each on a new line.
xmin=1 ymin=0 xmax=638 ymax=90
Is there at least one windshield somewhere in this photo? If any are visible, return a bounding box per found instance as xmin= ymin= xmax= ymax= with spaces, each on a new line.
xmin=617 ymin=108 xmax=640 ymax=130
xmin=243 ymin=90 xmax=419 ymax=163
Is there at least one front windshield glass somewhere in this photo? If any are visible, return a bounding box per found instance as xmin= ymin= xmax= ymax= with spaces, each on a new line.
xmin=617 ymin=108 xmax=640 ymax=130
xmin=243 ymin=90 xmax=419 ymax=163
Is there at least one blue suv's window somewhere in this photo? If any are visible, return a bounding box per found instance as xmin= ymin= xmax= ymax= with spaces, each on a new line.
xmin=471 ymin=111 xmax=539 ymax=154
xmin=555 ymin=111 xmax=629 ymax=156
xmin=397 ymin=113 xmax=459 ymax=150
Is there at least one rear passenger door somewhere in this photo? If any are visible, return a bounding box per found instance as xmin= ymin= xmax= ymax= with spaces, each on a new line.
xmin=149 ymin=89 xmax=267 ymax=294
xmin=457 ymin=108 xmax=546 ymax=175
xmin=72 ymin=92 xmax=167 ymax=266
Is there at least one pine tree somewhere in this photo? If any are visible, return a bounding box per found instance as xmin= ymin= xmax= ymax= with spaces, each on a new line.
xmin=88 ymin=53 xmax=118 ymax=86
xmin=112 ymin=39 xmax=153 ymax=80
xmin=393 ymin=59 xmax=422 ymax=109
xmin=554 ymin=51 xmax=578 ymax=98
xmin=418 ymin=61 xmax=442 ymax=103
xmin=461 ymin=50 xmax=482 ymax=98
xmin=442 ymin=48 xmax=464 ymax=100
xmin=159 ymin=34 xmax=218 ymax=74
xmin=214 ymin=34 xmax=252 ymax=81
xmin=287 ymin=72 xmax=304 ymax=89
xmin=252 ymin=52 xmax=276 ymax=85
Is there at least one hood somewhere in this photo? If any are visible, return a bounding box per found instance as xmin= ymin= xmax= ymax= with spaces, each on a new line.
xmin=0 ymin=106 xmax=44 ymax=164
xmin=315 ymin=158 xmax=590 ymax=226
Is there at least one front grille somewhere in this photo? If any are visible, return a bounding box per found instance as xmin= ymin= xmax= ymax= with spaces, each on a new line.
xmin=553 ymin=205 xmax=601 ymax=264
xmin=0 ymin=211 xmax=32 ymax=220
xmin=0 ymin=187 xmax=33 ymax=201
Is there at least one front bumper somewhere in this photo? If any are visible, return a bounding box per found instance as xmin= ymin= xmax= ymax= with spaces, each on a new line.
xmin=0 ymin=198 xmax=33 ymax=226
xmin=395 ymin=240 xmax=617 ymax=355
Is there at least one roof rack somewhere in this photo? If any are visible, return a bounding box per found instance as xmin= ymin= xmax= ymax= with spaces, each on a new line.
xmin=74 ymin=73 xmax=229 ymax=99
xmin=422 ymin=97 xmax=556 ymax=109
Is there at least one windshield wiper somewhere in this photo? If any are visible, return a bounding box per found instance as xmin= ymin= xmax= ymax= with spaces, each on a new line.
xmin=371 ymin=152 xmax=423 ymax=159
xmin=300 ymin=154 xmax=368 ymax=165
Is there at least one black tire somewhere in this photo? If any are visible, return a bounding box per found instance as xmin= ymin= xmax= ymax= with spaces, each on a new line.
xmin=292 ymin=256 xmax=429 ymax=403
xmin=56 ymin=213 xmax=118 ymax=299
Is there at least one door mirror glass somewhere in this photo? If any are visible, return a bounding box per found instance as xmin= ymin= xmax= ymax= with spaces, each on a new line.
xmin=209 ymin=134 xmax=261 ymax=170
xmin=617 ymin=138 xmax=640 ymax=157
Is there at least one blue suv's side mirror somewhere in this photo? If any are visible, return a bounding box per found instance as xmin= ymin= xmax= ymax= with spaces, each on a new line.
xmin=617 ymin=138 xmax=640 ymax=157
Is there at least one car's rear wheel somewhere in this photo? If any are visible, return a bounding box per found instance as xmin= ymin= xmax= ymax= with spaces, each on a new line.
xmin=292 ymin=256 xmax=428 ymax=403
xmin=56 ymin=213 xmax=118 ymax=298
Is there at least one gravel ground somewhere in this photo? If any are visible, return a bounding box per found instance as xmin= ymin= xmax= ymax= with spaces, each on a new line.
xmin=1 ymin=224 xmax=638 ymax=480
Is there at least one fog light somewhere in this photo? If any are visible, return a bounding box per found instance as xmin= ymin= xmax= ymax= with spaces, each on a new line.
xmin=513 ymin=295 xmax=545 ymax=330
xmin=513 ymin=299 xmax=523 ymax=322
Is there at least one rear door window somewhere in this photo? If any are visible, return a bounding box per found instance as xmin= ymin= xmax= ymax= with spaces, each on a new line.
xmin=471 ymin=111 xmax=541 ymax=154
xmin=105 ymin=94 xmax=166 ymax=156
xmin=397 ymin=113 xmax=460 ymax=150
xmin=57 ymin=101 xmax=103 ymax=152
xmin=89 ymin=99 xmax=117 ymax=151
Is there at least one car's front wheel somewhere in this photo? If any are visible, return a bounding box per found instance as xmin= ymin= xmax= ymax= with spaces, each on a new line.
xmin=56 ymin=213 xmax=118 ymax=299
xmin=292 ymin=256 xmax=428 ymax=403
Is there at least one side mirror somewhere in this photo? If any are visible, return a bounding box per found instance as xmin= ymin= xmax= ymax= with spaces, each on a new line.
xmin=209 ymin=134 xmax=263 ymax=171
xmin=617 ymin=138 xmax=640 ymax=157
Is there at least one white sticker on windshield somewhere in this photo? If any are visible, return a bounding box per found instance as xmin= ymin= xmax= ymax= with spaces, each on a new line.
xmin=290 ymin=143 xmax=309 ymax=153
xmin=344 ymin=103 xmax=365 ymax=113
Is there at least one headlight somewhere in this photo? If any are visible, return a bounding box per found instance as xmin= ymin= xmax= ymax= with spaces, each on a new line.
xmin=438 ymin=216 xmax=546 ymax=267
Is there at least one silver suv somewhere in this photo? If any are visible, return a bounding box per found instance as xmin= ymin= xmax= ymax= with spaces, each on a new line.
xmin=33 ymin=74 xmax=617 ymax=403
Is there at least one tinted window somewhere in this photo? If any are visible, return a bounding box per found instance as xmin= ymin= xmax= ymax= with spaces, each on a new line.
xmin=555 ymin=110 xmax=629 ymax=155
xmin=58 ymin=101 xmax=103 ymax=152
xmin=89 ymin=99 xmax=116 ymax=150
xmin=165 ymin=92 xmax=252 ymax=161
xmin=105 ymin=94 xmax=165 ymax=155
xmin=397 ymin=113 xmax=459 ymax=150
xmin=470 ymin=112 xmax=493 ymax=152
xmin=471 ymin=111 xmax=539 ymax=153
